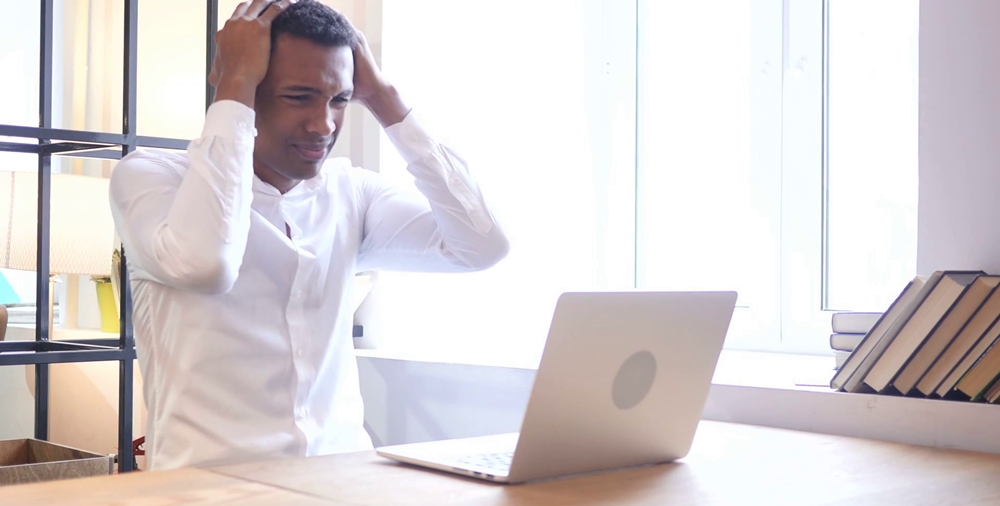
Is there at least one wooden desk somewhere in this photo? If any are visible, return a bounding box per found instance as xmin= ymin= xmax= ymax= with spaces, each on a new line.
xmin=0 ymin=467 xmax=334 ymax=505
xmin=4 ymin=421 xmax=1000 ymax=505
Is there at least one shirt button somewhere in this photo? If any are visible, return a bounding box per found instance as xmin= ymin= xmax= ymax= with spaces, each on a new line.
xmin=296 ymin=348 xmax=304 ymax=357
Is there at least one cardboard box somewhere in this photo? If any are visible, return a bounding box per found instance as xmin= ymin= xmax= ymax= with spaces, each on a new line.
xmin=0 ymin=438 xmax=113 ymax=486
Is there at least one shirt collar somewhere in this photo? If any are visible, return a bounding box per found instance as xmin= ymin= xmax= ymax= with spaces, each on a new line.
xmin=252 ymin=169 xmax=327 ymax=199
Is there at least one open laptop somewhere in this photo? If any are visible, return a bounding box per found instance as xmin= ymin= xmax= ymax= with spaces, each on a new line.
xmin=375 ymin=290 xmax=738 ymax=484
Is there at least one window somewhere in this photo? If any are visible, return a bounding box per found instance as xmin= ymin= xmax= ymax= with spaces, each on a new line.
xmin=1 ymin=3 xmax=51 ymax=324
xmin=0 ymin=0 xmax=196 ymax=330
xmin=824 ymin=0 xmax=920 ymax=313
xmin=636 ymin=0 xmax=783 ymax=350
xmin=369 ymin=0 xmax=919 ymax=361
xmin=137 ymin=0 xmax=207 ymax=140
xmin=372 ymin=0 xmax=636 ymax=362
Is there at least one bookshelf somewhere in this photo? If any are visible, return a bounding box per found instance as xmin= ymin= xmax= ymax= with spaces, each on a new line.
xmin=0 ymin=0 xmax=219 ymax=473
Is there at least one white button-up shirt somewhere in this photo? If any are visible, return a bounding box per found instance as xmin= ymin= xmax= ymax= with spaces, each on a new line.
xmin=109 ymin=100 xmax=508 ymax=471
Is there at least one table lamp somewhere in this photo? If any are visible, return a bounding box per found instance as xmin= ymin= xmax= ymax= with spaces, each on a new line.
xmin=0 ymin=170 xmax=116 ymax=333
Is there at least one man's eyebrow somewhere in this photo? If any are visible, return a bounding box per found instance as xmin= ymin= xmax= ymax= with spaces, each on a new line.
xmin=280 ymin=85 xmax=354 ymax=98
xmin=281 ymin=85 xmax=324 ymax=94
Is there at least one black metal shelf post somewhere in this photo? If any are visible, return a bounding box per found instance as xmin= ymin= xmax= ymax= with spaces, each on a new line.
xmin=0 ymin=0 xmax=217 ymax=473
xmin=34 ymin=0 xmax=54 ymax=443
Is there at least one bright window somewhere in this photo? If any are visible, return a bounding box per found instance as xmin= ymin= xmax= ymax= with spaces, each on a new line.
xmin=636 ymin=0 xmax=783 ymax=350
xmin=824 ymin=0 xmax=920 ymax=312
xmin=373 ymin=0 xmax=636 ymax=362
xmin=370 ymin=0 xmax=918 ymax=360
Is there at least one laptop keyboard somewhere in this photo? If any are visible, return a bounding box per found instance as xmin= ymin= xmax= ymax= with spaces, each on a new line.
xmin=454 ymin=451 xmax=514 ymax=472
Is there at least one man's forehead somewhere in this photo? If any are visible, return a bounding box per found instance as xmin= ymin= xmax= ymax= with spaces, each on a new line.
xmin=276 ymin=84 xmax=353 ymax=98
xmin=269 ymin=36 xmax=353 ymax=92
xmin=272 ymin=34 xmax=353 ymax=63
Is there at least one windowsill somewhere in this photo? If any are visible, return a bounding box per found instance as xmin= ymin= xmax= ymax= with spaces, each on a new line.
xmin=712 ymin=349 xmax=836 ymax=390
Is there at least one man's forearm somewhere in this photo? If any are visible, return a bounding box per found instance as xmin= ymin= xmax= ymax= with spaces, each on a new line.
xmin=362 ymin=85 xmax=410 ymax=128
xmin=362 ymin=114 xmax=510 ymax=271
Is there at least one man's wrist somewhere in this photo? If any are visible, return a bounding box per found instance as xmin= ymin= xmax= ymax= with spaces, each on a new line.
xmin=362 ymin=85 xmax=410 ymax=128
xmin=214 ymin=76 xmax=258 ymax=109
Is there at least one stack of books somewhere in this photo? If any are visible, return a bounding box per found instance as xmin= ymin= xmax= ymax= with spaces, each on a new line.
xmin=831 ymin=270 xmax=1000 ymax=402
xmin=830 ymin=312 xmax=882 ymax=370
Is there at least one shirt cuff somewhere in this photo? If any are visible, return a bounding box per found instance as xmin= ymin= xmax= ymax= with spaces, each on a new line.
xmin=384 ymin=110 xmax=437 ymax=164
xmin=202 ymin=100 xmax=257 ymax=142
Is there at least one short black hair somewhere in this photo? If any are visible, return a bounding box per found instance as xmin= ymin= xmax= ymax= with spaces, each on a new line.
xmin=271 ymin=0 xmax=357 ymax=49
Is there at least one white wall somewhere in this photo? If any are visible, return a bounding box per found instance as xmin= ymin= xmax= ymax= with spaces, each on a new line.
xmin=357 ymin=357 xmax=533 ymax=447
xmin=0 ymin=364 xmax=33 ymax=440
xmin=916 ymin=0 xmax=1000 ymax=274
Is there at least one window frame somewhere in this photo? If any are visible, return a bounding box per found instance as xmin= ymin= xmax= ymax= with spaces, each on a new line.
xmin=776 ymin=0 xmax=832 ymax=355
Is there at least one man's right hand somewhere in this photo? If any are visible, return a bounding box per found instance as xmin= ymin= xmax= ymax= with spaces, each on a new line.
xmin=210 ymin=0 xmax=296 ymax=108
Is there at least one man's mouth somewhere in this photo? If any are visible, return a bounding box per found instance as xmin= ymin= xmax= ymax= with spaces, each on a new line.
xmin=293 ymin=144 xmax=328 ymax=161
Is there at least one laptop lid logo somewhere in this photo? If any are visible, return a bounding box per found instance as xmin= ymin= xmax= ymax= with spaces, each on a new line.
xmin=612 ymin=350 xmax=657 ymax=410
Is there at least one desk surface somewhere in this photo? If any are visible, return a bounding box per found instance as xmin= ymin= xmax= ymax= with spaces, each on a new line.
xmin=3 ymin=421 xmax=1000 ymax=506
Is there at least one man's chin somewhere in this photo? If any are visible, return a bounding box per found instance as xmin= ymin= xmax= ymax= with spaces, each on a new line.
xmin=287 ymin=160 xmax=324 ymax=181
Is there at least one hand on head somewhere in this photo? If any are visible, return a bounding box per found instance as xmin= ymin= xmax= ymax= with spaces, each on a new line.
xmin=210 ymin=0 xmax=298 ymax=107
xmin=343 ymin=18 xmax=388 ymax=105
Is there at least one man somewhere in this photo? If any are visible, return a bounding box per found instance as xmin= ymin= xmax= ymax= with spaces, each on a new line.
xmin=110 ymin=0 xmax=508 ymax=470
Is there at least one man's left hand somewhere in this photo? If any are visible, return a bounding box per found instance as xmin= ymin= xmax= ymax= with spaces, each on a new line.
xmin=350 ymin=24 xmax=410 ymax=127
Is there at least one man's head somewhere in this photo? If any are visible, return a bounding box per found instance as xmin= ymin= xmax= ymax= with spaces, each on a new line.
xmin=253 ymin=0 xmax=358 ymax=193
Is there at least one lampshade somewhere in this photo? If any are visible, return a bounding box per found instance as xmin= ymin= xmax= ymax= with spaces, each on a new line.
xmin=0 ymin=171 xmax=115 ymax=277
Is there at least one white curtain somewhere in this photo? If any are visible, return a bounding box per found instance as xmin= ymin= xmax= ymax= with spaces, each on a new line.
xmin=59 ymin=0 xmax=123 ymax=179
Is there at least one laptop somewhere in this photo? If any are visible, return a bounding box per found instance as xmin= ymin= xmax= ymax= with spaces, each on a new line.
xmin=375 ymin=290 xmax=738 ymax=484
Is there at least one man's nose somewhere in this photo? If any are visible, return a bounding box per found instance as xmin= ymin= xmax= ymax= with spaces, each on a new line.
xmin=306 ymin=106 xmax=337 ymax=137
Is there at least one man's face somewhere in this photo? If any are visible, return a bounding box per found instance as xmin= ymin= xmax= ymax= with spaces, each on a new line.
xmin=253 ymin=34 xmax=354 ymax=192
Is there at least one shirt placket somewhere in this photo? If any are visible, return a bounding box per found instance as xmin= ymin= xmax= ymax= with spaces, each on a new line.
xmin=281 ymin=201 xmax=315 ymax=433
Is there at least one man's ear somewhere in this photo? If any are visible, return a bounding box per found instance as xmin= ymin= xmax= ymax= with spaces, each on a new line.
xmin=251 ymin=83 xmax=269 ymax=113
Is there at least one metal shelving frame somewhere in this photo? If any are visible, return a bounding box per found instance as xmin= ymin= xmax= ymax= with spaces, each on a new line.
xmin=0 ymin=0 xmax=219 ymax=473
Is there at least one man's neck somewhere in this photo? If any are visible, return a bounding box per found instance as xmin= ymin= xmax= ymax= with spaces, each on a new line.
xmin=253 ymin=165 xmax=298 ymax=194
